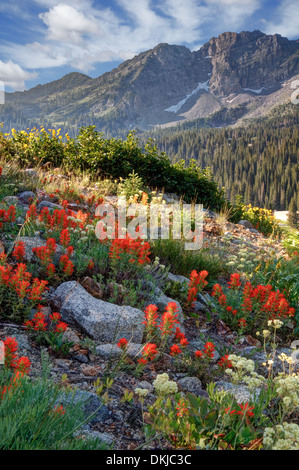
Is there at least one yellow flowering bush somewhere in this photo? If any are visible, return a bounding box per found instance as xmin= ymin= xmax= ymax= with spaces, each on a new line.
xmin=241 ymin=204 xmax=281 ymax=237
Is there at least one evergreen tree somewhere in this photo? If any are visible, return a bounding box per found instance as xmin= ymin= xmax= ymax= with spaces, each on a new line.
xmin=287 ymin=198 xmax=298 ymax=228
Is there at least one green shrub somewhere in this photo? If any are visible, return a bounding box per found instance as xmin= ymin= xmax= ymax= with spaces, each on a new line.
xmin=2 ymin=126 xmax=227 ymax=211
xmin=281 ymin=230 xmax=299 ymax=257
xmin=117 ymin=170 xmax=146 ymax=198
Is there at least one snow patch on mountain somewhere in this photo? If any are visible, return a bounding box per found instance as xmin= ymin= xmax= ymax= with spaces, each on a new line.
xmin=165 ymin=81 xmax=210 ymax=113
xmin=241 ymin=87 xmax=265 ymax=94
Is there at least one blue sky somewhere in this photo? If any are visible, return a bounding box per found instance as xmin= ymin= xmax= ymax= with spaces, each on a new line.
xmin=0 ymin=0 xmax=298 ymax=91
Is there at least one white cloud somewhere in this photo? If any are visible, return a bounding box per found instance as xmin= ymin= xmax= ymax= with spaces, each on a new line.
xmin=40 ymin=4 xmax=102 ymax=43
xmin=262 ymin=0 xmax=299 ymax=38
xmin=1 ymin=0 xmax=266 ymax=89
xmin=205 ymin=0 xmax=261 ymax=30
xmin=0 ymin=60 xmax=37 ymax=90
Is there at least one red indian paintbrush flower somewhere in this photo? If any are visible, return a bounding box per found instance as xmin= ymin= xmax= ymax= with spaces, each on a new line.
xmin=218 ymin=355 xmax=232 ymax=370
xmin=170 ymin=344 xmax=182 ymax=356
xmin=12 ymin=241 xmax=26 ymax=261
xmin=117 ymin=338 xmax=128 ymax=350
xmin=186 ymin=270 xmax=208 ymax=309
xmin=159 ymin=302 xmax=179 ymax=337
xmin=60 ymin=228 xmax=70 ymax=248
xmin=203 ymin=342 xmax=215 ymax=358
xmin=14 ymin=356 xmax=31 ymax=375
xmin=143 ymin=304 xmax=159 ymax=335
xmin=228 ymin=273 xmax=241 ymax=289
xmin=138 ymin=343 xmax=158 ymax=364
xmin=4 ymin=337 xmax=18 ymax=368
xmin=55 ymin=322 xmax=68 ymax=333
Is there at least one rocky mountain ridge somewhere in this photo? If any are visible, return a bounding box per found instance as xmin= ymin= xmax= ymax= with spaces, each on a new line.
xmin=2 ymin=30 xmax=299 ymax=134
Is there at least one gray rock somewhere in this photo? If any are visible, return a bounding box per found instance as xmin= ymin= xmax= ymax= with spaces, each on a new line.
xmin=198 ymin=293 xmax=215 ymax=308
xmin=4 ymin=196 xmax=20 ymax=206
xmin=2 ymin=330 xmax=31 ymax=352
xmin=16 ymin=236 xmax=47 ymax=262
xmin=55 ymin=359 xmax=71 ymax=370
xmin=238 ymin=219 xmax=254 ymax=230
xmin=37 ymin=200 xmax=63 ymax=212
xmin=61 ymin=389 xmax=110 ymax=424
xmin=194 ymin=301 xmax=206 ymax=312
xmin=62 ymin=328 xmax=80 ymax=345
xmin=203 ymin=209 xmax=217 ymax=218
xmin=16 ymin=236 xmax=63 ymax=262
xmin=166 ymin=272 xmax=189 ymax=286
xmin=74 ymin=354 xmax=89 ymax=363
xmin=18 ymin=191 xmax=36 ymax=204
xmin=146 ymin=286 xmax=185 ymax=325
xmin=136 ymin=380 xmax=154 ymax=393
xmin=96 ymin=343 xmax=143 ymax=360
xmin=67 ymin=203 xmax=78 ymax=211
xmin=75 ymin=427 xmax=114 ymax=446
xmin=188 ymin=338 xmax=205 ymax=352
xmin=52 ymin=281 xmax=145 ymax=343
xmin=215 ymin=380 xmax=261 ymax=402
xmin=25 ymin=169 xmax=38 ymax=179
xmin=188 ymin=339 xmax=220 ymax=362
xmin=178 ymin=377 xmax=202 ymax=395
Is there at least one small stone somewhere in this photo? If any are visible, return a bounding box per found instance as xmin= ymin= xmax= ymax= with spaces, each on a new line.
xmin=178 ymin=377 xmax=202 ymax=395
xmin=80 ymin=365 xmax=100 ymax=376
xmin=95 ymin=343 xmax=143 ymax=360
xmin=62 ymin=328 xmax=80 ymax=345
xmin=55 ymin=359 xmax=71 ymax=370
xmin=238 ymin=220 xmax=253 ymax=230
xmin=74 ymin=354 xmax=89 ymax=363
xmin=194 ymin=301 xmax=206 ymax=312
xmin=136 ymin=380 xmax=154 ymax=393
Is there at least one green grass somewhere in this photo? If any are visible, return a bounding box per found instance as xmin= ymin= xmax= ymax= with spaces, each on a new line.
xmin=150 ymin=237 xmax=225 ymax=281
xmin=0 ymin=365 xmax=108 ymax=450
xmin=0 ymin=160 xmax=41 ymax=199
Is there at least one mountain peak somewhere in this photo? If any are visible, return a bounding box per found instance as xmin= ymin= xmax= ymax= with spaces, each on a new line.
xmin=2 ymin=30 xmax=298 ymax=133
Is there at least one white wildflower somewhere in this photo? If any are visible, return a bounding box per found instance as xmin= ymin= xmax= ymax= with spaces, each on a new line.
xmin=153 ymin=373 xmax=178 ymax=396
xmin=134 ymin=388 xmax=149 ymax=398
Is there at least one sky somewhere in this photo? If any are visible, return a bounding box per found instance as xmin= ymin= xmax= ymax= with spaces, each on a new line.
xmin=0 ymin=0 xmax=298 ymax=92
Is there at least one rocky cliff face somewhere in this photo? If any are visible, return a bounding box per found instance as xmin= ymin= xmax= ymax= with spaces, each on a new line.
xmin=3 ymin=30 xmax=299 ymax=133
xmin=197 ymin=30 xmax=299 ymax=96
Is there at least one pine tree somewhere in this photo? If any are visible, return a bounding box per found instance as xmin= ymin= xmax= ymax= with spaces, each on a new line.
xmin=287 ymin=198 xmax=298 ymax=228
